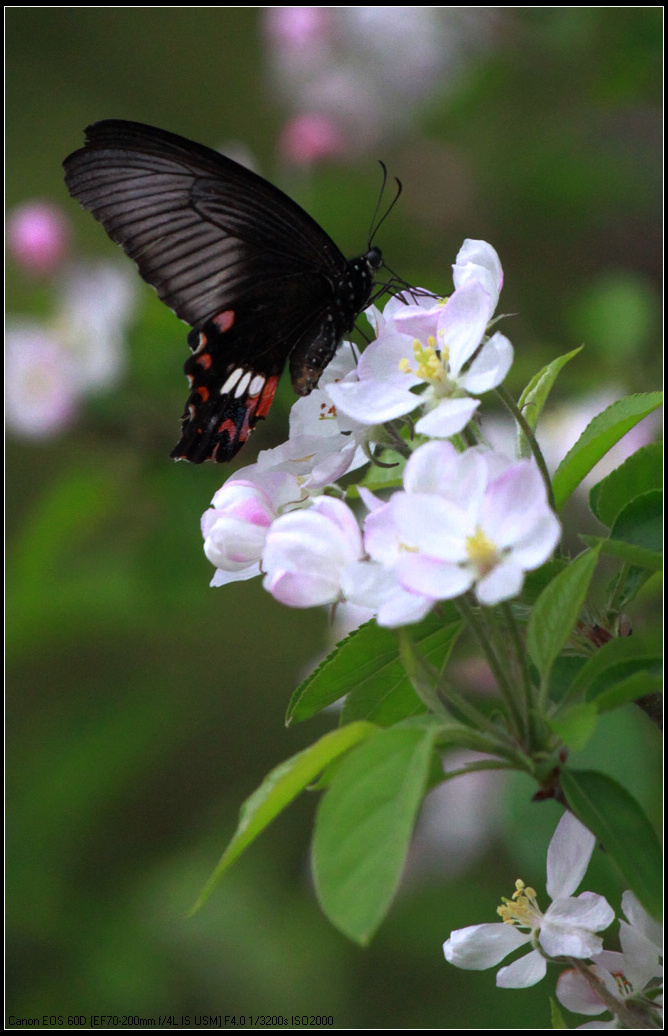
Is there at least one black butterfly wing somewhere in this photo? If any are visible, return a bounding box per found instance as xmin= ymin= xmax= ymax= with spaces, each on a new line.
xmin=63 ymin=120 xmax=356 ymax=462
xmin=63 ymin=120 xmax=347 ymax=324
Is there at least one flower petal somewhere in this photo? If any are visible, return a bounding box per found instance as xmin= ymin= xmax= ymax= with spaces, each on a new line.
xmin=545 ymin=892 xmax=615 ymax=934
xmin=459 ymin=331 xmax=514 ymax=394
xmin=415 ymin=396 xmax=480 ymax=437
xmin=474 ymin=557 xmax=525 ymax=605
xmin=397 ymin=552 xmax=473 ymax=600
xmin=546 ymin=811 xmax=597 ymax=900
xmin=453 ymin=239 xmax=503 ymax=311
xmin=556 ymin=968 xmax=609 ymax=1016
xmin=444 ymin=922 xmax=529 ymax=970
xmin=326 ymin=378 xmax=418 ymax=423
xmin=496 ymin=947 xmax=547 ymax=988
xmin=438 ymin=280 xmax=493 ymax=377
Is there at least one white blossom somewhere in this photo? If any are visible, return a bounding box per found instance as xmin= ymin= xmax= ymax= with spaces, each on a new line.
xmin=443 ymin=812 xmax=615 ymax=989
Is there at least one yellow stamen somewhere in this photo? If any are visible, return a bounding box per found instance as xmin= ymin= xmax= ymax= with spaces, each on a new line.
xmin=465 ymin=526 xmax=500 ymax=576
xmin=496 ymin=879 xmax=541 ymax=928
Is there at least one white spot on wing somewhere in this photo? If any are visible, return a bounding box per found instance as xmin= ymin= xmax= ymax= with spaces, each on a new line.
xmin=221 ymin=368 xmax=243 ymax=394
xmin=234 ymin=371 xmax=251 ymax=397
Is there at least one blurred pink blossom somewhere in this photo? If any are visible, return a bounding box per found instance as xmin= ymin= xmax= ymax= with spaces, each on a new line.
xmin=263 ymin=8 xmax=497 ymax=159
xmin=7 ymin=200 xmax=71 ymax=276
xmin=264 ymin=7 xmax=332 ymax=51
xmin=278 ymin=113 xmax=348 ymax=166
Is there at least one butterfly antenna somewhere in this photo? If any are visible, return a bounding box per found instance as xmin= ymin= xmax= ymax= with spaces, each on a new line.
xmin=368 ymin=266 xmax=438 ymax=309
xmin=368 ymin=161 xmax=403 ymax=249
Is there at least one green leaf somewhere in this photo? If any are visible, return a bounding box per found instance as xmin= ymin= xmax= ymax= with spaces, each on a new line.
xmin=589 ymin=441 xmax=663 ymax=527
xmin=286 ymin=620 xmax=393 ymax=723
xmin=549 ymin=702 xmax=599 ymax=750
xmin=549 ymin=997 xmax=568 ymax=1029
xmin=343 ymin=619 xmax=462 ymax=726
xmin=563 ymin=633 xmax=661 ymax=703
xmin=561 ymin=769 xmax=662 ymax=919
xmin=609 ymin=563 xmax=656 ymax=611
xmin=190 ymin=721 xmax=377 ymax=913
xmin=609 ymin=489 xmax=663 ymax=552
xmin=580 ymin=534 xmax=662 ymax=572
xmin=552 ymin=392 xmax=663 ymax=511
xmin=312 ymin=720 xmax=439 ymax=944
xmin=546 ymin=655 xmax=588 ymax=706
xmin=522 ymin=558 xmax=569 ymax=604
xmin=287 ymin=611 xmax=459 ymax=726
xmin=516 ymin=347 xmax=583 ymax=451
xmin=528 ymin=548 xmax=600 ymax=684
xmin=593 ymin=670 xmax=662 ymax=713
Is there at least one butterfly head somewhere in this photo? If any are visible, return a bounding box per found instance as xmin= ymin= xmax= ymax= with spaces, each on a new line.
xmin=365 ymin=246 xmax=383 ymax=272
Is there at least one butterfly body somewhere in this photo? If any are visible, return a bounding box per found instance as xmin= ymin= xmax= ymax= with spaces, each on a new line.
xmin=63 ymin=120 xmax=382 ymax=462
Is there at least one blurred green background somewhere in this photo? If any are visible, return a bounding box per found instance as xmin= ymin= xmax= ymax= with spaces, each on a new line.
xmin=7 ymin=8 xmax=661 ymax=1029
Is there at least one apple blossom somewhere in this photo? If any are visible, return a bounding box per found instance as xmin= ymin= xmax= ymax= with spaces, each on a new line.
xmin=262 ymin=495 xmax=364 ymax=608
xmin=254 ymin=342 xmax=369 ymax=489
xmin=374 ymin=441 xmax=560 ymax=608
xmin=202 ymin=467 xmax=305 ymax=587
xmin=556 ymin=890 xmax=663 ymax=1026
xmin=443 ymin=812 xmax=615 ymax=988
xmin=452 ymin=237 xmax=504 ymax=310
xmin=328 ymin=240 xmax=513 ymax=438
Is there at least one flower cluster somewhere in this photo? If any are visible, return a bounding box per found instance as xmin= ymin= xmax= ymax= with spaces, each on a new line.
xmin=263 ymin=8 xmax=498 ymax=164
xmin=7 ymin=200 xmax=136 ymax=440
xmin=201 ymin=240 xmax=561 ymax=626
xmin=443 ymin=812 xmax=663 ymax=1028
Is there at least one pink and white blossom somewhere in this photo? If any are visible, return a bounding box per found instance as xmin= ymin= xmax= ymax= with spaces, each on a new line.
xmin=263 ymin=9 xmax=496 ymax=157
xmin=255 ymin=343 xmax=369 ymax=489
xmin=278 ymin=112 xmax=348 ymax=166
xmin=370 ymin=441 xmax=560 ymax=609
xmin=202 ymin=467 xmax=304 ymax=587
xmin=328 ymin=240 xmax=513 ymax=438
xmin=57 ymin=263 xmax=136 ymax=393
xmin=452 ymin=237 xmax=504 ymax=310
xmin=262 ymin=496 xmax=364 ymax=608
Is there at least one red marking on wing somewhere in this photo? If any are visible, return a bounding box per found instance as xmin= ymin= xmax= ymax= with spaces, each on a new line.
xmin=255 ymin=375 xmax=279 ymax=419
xmin=218 ymin=417 xmax=239 ymax=440
xmin=196 ymin=386 xmax=210 ymax=403
xmin=196 ymin=352 xmax=212 ymax=370
xmin=213 ymin=310 xmax=235 ymax=333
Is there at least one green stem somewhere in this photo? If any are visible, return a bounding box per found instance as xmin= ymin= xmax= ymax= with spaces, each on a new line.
xmin=434 ymin=675 xmax=518 ymax=754
xmin=461 ymin=422 xmax=479 ymax=448
xmin=496 ymin=383 xmax=557 ymax=514
xmin=567 ymin=957 xmax=661 ymax=1029
xmin=456 ymin=595 xmax=525 ymax=740
xmin=397 ymin=627 xmax=520 ymax=760
xmin=500 ymin=601 xmax=538 ymax=748
xmin=439 ymin=759 xmax=517 ymax=780
xmin=607 ymin=561 xmax=631 ymax=617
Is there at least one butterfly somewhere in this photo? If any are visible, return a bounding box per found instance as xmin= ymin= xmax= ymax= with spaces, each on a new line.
xmin=63 ymin=120 xmax=384 ymax=463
